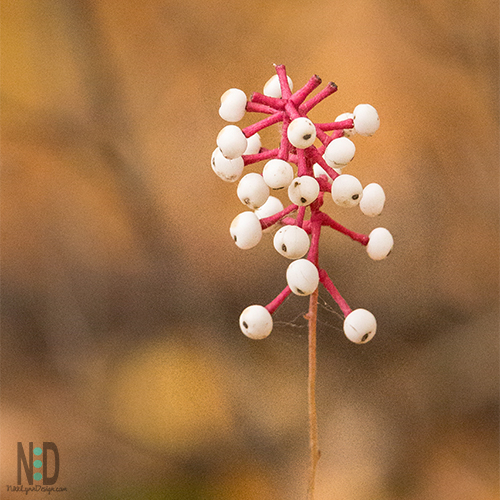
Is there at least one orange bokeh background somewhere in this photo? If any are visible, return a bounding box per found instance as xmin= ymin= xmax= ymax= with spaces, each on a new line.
xmin=1 ymin=1 xmax=498 ymax=498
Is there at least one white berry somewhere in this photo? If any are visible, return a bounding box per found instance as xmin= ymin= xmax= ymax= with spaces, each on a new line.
xmin=255 ymin=196 xmax=284 ymax=233
xmin=353 ymin=104 xmax=380 ymax=137
xmin=211 ymin=148 xmax=244 ymax=182
xmin=359 ymin=183 xmax=386 ymax=217
xmin=335 ymin=112 xmax=356 ymax=137
xmin=331 ymin=174 xmax=363 ymax=207
xmin=230 ymin=212 xmax=262 ymax=250
xmin=273 ymin=226 xmax=310 ymax=260
xmin=240 ymin=305 xmax=273 ymax=339
xmin=324 ymin=137 xmax=356 ymax=167
xmin=288 ymin=176 xmax=320 ymax=206
xmin=217 ymin=125 xmax=248 ymax=159
xmin=219 ymin=88 xmax=247 ymax=122
xmin=262 ymin=159 xmax=294 ymax=190
xmin=366 ymin=227 xmax=393 ymax=260
xmin=263 ymin=74 xmax=293 ymax=98
xmin=287 ymin=117 xmax=317 ymax=149
xmin=255 ymin=196 xmax=284 ymax=220
xmin=313 ymin=163 xmax=342 ymax=179
xmin=343 ymin=309 xmax=377 ymax=343
xmin=244 ymin=133 xmax=262 ymax=155
xmin=286 ymin=259 xmax=319 ymax=296
xmin=313 ymin=163 xmax=328 ymax=179
xmin=237 ymin=173 xmax=270 ymax=209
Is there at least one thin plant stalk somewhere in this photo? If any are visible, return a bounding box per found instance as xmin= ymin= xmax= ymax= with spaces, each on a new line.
xmin=305 ymin=218 xmax=321 ymax=498
xmin=306 ymin=286 xmax=320 ymax=500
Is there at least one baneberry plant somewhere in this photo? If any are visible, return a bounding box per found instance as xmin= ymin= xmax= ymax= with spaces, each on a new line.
xmin=212 ymin=64 xmax=393 ymax=498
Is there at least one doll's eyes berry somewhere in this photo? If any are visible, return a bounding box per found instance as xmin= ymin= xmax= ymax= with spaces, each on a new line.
xmin=286 ymin=259 xmax=320 ymax=296
xmin=331 ymin=174 xmax=363 ymax=208
xmin=229 ymin=212 xmax=262 ymax=250
xmin=324 ymin=137 xmax=356 ymax=167
xmin=211 ymin=147 xmax=244 ymax=182
xmin=288 ymin=176 xmax=320 ymax=206
xmin=360 ymin=183 xmax=386 ymax=217
xmin=239 ymin=305 xmax=273 ymax=339
xmin=287 ymin=117 xmax=317 ymax=149
xmin=273 ymin=226 xmax=310 ymax=260
xmin=353 ymin=103 xmax=380 ymax=136
xmin=219 ymin=88 xmax=247 ymax=122
xmin=366 ymin=227 xmax=394 ymax=260
xmin=255 ymin=196 xmax=284 ymax=220
xmin=343 ymin=308 xmax=377 ymax=343
xmin=262 ymin=159 xmax=294 ymax=190
xmin=236 ymin=173 xmax=269 ymax=209
xmin=217 ymin=125 xmax=248 ymax=159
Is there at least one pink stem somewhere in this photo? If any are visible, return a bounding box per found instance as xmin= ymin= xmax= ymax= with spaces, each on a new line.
xmin=330 ymin=129 xmax=345 ymax=140
xmin=246 ymin=101 xmax=277 ymax=115
xmin=310 ymin=191 xmax=325 ymax=211
xmin=315 ymin=127 xmax=332 ymax=146
xmin=299 ymin=82 xmax=338 ymax=114
xmin=310 ymin=150 xmax=340 ymax=180
xmin=278 ymin=116 xmax=291 ymax=160
xmin=250 ymin=92 xmax=286 ymax=109
xmin=318 ymin=212 xmax=369 ymax=245
xmin=275 ymin=64 xmax=292 ymax=100
xmin=265 ymin=286 xmax=292 ymax=314
xmin=243 ymin=148 xmax=279 ymax=165
xmin=304 ymin=148 xmax=316 ymax=177
xmin=281 ymin=217 xmax=312 ymax=232
xmin=316 ymin=118 xmax=354 ymax=131
xmin=290 ymin=75 xmax=322 ymax=106
xmin=260 ymin=204 xmax=298 ymax=230
xmin=243 ymin=112 xmax=284 ymax=137
xmin=318 ymin=269 xmax=352 ymax=317
xmin=316 ymin=176 xmax=332 ymax=192
xmin=297 ymin=148 xmax=307 ymax=176
xmin=285 ymin=101 xmax=301 ymax=120
xmin=317 ymin=129 xmax=345 ymax=153
xmin=296 ymin=206 xmax=306 ymax=227
xmin=307 ymin=219 xmax=322 ymax=266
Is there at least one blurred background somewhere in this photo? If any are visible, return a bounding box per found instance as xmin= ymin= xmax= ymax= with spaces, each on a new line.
xmin=1 ymin=1 xmax=498 ymax=498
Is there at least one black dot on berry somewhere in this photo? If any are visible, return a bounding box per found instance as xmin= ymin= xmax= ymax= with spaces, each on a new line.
xmin=244 ymin=198 xmax=250 ymax=205
xmin=294 ymin=181 xmax=300 ymax=187
xmin=352 ymin=194 xmax=359 ymax=200
xmin=361 ymin=333 xmax=370 ymax=342
xmin=303 ymin=134 xmax=312 ymax=140
xmin=300 ymin=197 xmax=307 ymax=203
xmin=242 ymin=321 xmax=248 ymax=329
xmin=296 ymin=288 xmax=305 ymax=295
xmin=282 ymin=244 xmax=287 ymax=252
xmin=233 ymin=235 xmax=237 ymax=242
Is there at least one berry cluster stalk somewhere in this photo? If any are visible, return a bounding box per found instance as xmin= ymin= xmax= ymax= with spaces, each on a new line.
xmin=213 ymin=64 xmax=393 ymax=498
xmin=305 ymin=288 xmax=320 ymax=499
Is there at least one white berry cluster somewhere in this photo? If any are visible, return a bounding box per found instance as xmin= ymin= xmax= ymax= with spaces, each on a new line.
xmin=212 ymin=65 xmax=393 ymax=344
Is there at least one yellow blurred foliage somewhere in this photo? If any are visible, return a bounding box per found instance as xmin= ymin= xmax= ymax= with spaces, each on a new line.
xmin=109 ymin=338 xmax=235 ymax=454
